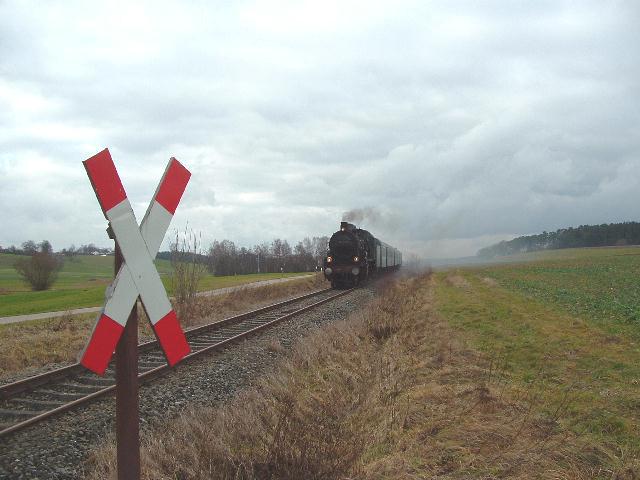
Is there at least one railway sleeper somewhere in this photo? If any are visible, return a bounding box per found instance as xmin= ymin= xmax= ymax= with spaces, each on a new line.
xmin=244 ymin=320 xmax=271 ymax=326
xmin=140 ymin=354 xmax=167 ymax=363
xmin=189 ymin=339 xmax=216 ymax=346
xmin=57 ymin=382 xmax=105 ymax=394
xmin=196 ymin=334 xmax=227 ymax=340
xmin=188 ymin=337 xmax=221 ymax=344
xmin=8 ymin=398 xmax=64 ymax=409
xmin=219 ymin=326 xmax=249 ymax=333
xmin=254 ymin=315 xmax=280 ymax=322
xmin=138 ymin=361 xmax=165 ymax=370
xmin=76 ymin=375 xmax=115 ymax=387
xmin=36 ymin=389 xmax=91 ymax=402
xmin=30 ymin=390 xmax=86 ymax=403
xmin=0 ymin=408 xmax=46 ymax=419
xmin=221 ymin=325 xmax=249 ymax=333
xmin=139 ymin=352 xmax=166 ymax=360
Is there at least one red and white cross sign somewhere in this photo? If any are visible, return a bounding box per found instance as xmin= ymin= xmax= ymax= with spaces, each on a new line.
xmin=80 ymin=149 xmax=191 ymax=375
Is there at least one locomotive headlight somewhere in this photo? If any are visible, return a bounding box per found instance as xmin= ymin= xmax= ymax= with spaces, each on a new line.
xmin=325 ymin=267 xmax=333 ymax=275
xmin=352 ymin=267 xmax=360 ymax=276
xmin=353 ymin=256 xmax=359 ymax=262
xmin=327 ymin=256 xmax=333 ymax=263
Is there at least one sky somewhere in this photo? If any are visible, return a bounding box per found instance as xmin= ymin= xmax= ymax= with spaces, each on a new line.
xmin=1 ymin=0 xmax=638 ymax=259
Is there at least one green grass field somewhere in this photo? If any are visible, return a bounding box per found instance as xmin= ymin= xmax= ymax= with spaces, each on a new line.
xmin=434 ymin=246 xmax=640 ymax=464
xmin=482 ymin=246 xmax=640 ymax=335
xmin=0 ymin=253 xmax=308 ymax=316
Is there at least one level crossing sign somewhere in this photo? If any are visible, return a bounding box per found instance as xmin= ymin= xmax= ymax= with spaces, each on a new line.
xmin=80 ymin=149 xmax=191 ymax=375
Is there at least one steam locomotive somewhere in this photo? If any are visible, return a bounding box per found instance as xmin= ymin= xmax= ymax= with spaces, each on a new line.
xmin=323 ymin=221 xmax=402 ymax=288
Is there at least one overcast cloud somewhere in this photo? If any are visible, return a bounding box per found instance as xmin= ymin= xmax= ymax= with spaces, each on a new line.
xmin=1 ymin=0 xmax=638 ymax=258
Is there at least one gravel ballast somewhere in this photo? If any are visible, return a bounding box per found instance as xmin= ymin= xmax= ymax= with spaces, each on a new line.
xmin=0 ymin=287 xmax=374 ymax=479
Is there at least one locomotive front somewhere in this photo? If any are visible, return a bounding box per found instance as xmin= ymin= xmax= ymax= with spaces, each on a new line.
xmin=323 ymin=222 xmax=365 ymax=288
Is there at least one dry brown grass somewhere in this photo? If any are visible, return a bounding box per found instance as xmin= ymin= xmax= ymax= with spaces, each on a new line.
xmin=0 ymin=274 xmax=326 ymax=380
xmin=481 ymin=276 xmax=498 ymax=287
xmin=181 ymin=272 xmax=326 ymax=328
xmin=85 ymin=272 xmax=608 ymax=479
xmin=445 ymin=273 xmax=472 ymax=290
xmin=0 ymin=312 xmax=94 ymax=379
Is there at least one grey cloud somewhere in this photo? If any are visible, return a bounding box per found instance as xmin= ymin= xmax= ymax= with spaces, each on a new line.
xmin=1 ymin=0 xmax=638 ymax=258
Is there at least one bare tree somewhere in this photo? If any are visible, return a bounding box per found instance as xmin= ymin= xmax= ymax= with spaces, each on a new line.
xmin=38 ymin=240 xmax=53 ymax=254
xmin=62 ymin=244 xmax=79 ymax=261
xmin=14 ymin=251 xmax=62 ymax=291
xmin=21 ymin=240 xmax=38 ymax=255
xmin=310 ymin=236 xmax=329 ymax=267
xmin=78 ymin=243 xmax=99 ymax=255
xmin=170 ymin=227 xmax=206 ymax=323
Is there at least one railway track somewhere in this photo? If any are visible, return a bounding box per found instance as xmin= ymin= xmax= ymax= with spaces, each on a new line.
xmin=0 ymin=287 xmax=351 ymax=438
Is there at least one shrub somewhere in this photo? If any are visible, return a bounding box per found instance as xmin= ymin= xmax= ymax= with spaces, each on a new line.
xmin=170 ymin=227 xmax=206 ymax=323
xmin=14 ymin=252 xmax=62 ymax=291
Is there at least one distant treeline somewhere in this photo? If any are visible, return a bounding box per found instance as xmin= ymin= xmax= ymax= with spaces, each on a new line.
xmin=2 ymin=237 xmax=330 ymax=276
xmin=0 ymin=241 xmax=112 ymax=256
xmin=477 ymin=222 xmax=640 ymax=258
xmin=160 ymin=236 xmax=330 ymax=276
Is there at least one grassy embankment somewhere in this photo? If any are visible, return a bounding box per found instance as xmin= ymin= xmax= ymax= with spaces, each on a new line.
xmin=0 ymin=253 xmax=308 ymax=317
xmin=86 ymin=247 xmax=640 ymax=478
xmin=0 ymin=270 xmax=325 ymax=380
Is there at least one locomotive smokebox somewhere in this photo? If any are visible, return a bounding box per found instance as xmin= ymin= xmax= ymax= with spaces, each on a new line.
xmin=340 ymin=221 xmax=356 ymax=232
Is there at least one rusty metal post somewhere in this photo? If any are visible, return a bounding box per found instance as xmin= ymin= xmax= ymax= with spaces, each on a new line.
xmin=114 ymin=239 xmax=140 ymax=480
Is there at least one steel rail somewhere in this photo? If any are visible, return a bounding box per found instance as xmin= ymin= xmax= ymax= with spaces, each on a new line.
xmin=0 ymin=287 xmax=351 ymax=438
xmin=0 ymin=288 xmax=331 ymax=400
